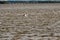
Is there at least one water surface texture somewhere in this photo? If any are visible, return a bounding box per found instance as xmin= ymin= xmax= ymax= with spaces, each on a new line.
xmin=0 ymin=3 xmax=60 ymax=40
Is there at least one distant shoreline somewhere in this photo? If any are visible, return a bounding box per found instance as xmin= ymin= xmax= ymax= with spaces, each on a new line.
xmin=0 ymin=1 xmax=60 ymax=4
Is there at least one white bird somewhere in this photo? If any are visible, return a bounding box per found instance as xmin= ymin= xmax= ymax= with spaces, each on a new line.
xmin=23 ymin=14 xmax=28 ymax=17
